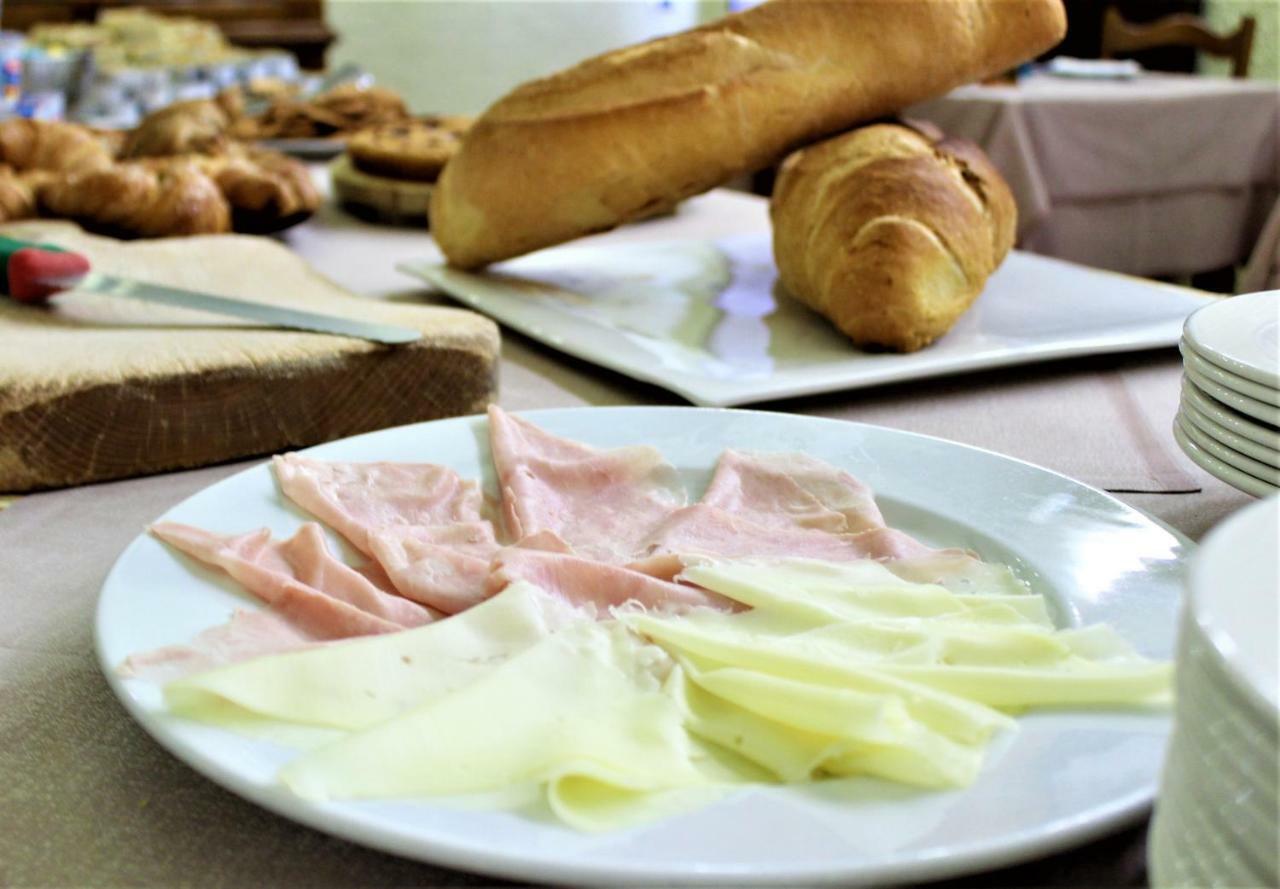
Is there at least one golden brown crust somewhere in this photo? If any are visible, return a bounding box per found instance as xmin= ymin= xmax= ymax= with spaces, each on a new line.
xmin=348 ymin=122 xmax=466 ymax=182
xmin=0 ymin=119 xmax=115 ymax=173
xmin=37 ymin=161 xmax=232 ymax=238
xmin=120 ymin=98 xmax=234 ymax=159
xmin=432 ymin=0 xmax=1064 ymax=269
xmin=239 ymin=84 xmax=412 ymax=140
xmin=770 ymin=123 xmax=1017 ymax=353
xmin=0 ymin=167 xmax=39 ymax=223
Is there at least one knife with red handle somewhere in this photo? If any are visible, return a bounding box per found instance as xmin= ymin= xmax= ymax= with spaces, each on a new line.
xmin=0 ymin=236 xmax=421 ymax=345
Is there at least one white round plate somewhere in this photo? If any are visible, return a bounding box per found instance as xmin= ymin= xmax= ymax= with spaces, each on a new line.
xmin=95 ymin=408 xmax=1185 ymax=887
xmin=1180 ymin=341 xmax=1280 ymax=408
xmin=1176 ymin=413 xmax=1280 ymax=487
xmin=1183 ymin=365 xmax=1280 ymax=428
xmin=1181 ymin=394 xmax=1280 ymax=469
xmin=1183 ymin=290 xmax=1280 ymax=389
xmin=1173 ymin=419 xmax=1278 ymax=498
xmin=1188 ymin=494 xmax=1279 ymax=716
xmin=1183 ymin=379 xmax=1280 ymax=451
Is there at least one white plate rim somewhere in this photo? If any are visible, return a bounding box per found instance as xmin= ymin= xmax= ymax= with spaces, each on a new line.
xmin=94 ymin=407 xmax=1188 ymax=887
xmin=1173 ymin=420 xmax=1278 ymax=498
xmin=1187 ymin=495 xmax=1280 ymax=716
xmin=1176 ymin=413 xmax=1280 ymax=486
xmin=1183 ymin=290 xmax=1280 ymax=390
xmin=1180 ymin=341 xmax=1280 ymax=408
xmin=1183 ymin=379 xmax=1280 ymax=450
xmin=1183 ymin=365 xmax=1280 ymax=428
xmin=1181 ymin=396 xmax=1280 ymax=469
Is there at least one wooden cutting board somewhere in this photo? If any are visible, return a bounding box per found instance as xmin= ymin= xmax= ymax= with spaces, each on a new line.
xmin=0 ymin=222 xmax=500 ymax=492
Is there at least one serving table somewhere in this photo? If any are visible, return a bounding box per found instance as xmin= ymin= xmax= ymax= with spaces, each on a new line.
xmin=0 ymin=187 xmax=1254 ymax=888
xmin=909 ymin=71 xmax=1280 ymax=279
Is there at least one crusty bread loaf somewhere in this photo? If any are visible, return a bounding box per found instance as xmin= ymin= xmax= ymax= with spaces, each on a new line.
xmin=770 ymin=122 xmax=1016 ymax=352
xmin=431 ymin=0 xmax=1063 ymax=269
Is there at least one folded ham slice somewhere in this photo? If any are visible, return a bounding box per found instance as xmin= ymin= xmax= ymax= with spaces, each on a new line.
xmin=151 ymin=522 xmax=438 ymax=637
xmin=641 ymin=504 xmax=924 ymax=561
xmin=700 ymin=450 xmax=885 ymax=534
xmin=487 ymin=544 xmax=734 ymax=614
xmin=487 ymin=406 xmax=686 ymax=563
xmin=273 ymin=454 xmax=485 ymax=557
xmin=367 ymin=523 xmax=500 ymax=614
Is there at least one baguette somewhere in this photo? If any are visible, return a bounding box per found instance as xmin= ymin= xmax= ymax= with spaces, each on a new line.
xmin=431 ymin=0 xmax=1063 ymax=269
xmin=770 ymin=121 xmax=1016 ymax=352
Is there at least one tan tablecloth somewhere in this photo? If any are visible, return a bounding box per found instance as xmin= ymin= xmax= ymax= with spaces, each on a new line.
xmin=0 ymin=190 xmax=1255 ymax=889
xmin=910 ymin=72 xmax=1280 ymax=277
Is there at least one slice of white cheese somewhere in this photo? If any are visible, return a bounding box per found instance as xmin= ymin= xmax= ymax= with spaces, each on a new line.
xmin=165 ymin=581 xmax=585 ymax=731
xmin=278 ymin=620 xmax=721 ymax=831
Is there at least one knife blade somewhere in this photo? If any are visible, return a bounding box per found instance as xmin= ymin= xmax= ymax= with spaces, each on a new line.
xmin=0 ymin=236 xmax=421 ymax=345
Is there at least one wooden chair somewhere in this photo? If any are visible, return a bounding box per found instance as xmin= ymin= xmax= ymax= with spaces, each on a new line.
xmin=1100 ymin=7 xmax=1256 ymax=78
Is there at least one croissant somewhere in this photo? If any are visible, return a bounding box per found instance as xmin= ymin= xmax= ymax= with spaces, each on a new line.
xmin=161 ymin=146 xmax=320 ymax=232
xmin=0 ymin=168 xmax=38 ymax=223
xmin=0 ymin=118 xmax=115 ymax=173
xmin=38 ymin=161 xmax=231 ymax=238
xmin=770 ymin=123 xmax=1016 ymax=353
xmin=120 ymin=97 xmax=234 ymax=159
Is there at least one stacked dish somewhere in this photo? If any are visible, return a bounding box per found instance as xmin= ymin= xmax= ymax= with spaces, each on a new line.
xmin=1149 ymin=495 xmax=1279 ymax=889
xmin=1175 ymin=290 xmax=1280 ymax=496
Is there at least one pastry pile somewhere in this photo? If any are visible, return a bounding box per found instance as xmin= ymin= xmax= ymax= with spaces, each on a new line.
xmin=0 ymin=99 xmax=320 ymax=238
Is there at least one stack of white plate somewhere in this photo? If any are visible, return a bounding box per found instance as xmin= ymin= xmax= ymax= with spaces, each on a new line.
xmin=1175 ymin=290 xmax=1280 ymax=497
xmin=1149 ymin=495 xmax=1279 ymax=888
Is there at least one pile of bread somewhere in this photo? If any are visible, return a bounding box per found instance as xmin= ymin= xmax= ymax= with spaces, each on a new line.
xmin=0 ymin=92 xmax=320 ymax=238
xmin=430 ymin=0 xmax=1067 ymax=352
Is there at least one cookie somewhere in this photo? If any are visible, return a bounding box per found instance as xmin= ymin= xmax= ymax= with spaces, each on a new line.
xmin=348 ymin=122 xmax=464 ymax=182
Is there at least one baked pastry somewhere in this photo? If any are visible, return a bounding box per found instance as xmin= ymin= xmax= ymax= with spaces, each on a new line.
xmin=38 ymin=161 xmax=232 ymax=238
xmin=189 ymin=146 xmax=321 ymax=233
xmin=770 ymin=122 xmax=1016 ymax=353
xmin=431 ymin=0 xmax=1063 ymax=269
xmin=0 ymin=167 xmax=39 ymax=223
xmin=120 ymin=93 xmax=241 ymax=158
xmin=0 ymin=118 xmax=115 ymax=173
xmin=235 ymin=83 xmax=411 ymax=140
xmin=348 ymin=121 xmax=466 ymax=182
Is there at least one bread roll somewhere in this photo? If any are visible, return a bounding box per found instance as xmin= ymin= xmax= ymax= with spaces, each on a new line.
xmin=770 ymin=122 xmax=1016 ymax=352
xmin=431 ymin=0 xmax=1063 ymax=269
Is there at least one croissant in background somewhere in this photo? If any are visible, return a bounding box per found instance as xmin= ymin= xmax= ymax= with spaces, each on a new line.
xmin=0 ymin=118 xmax=115 ymax=173
xmin=770 ymin=122 xmax=1016 ymax=353
xmin=39 ymin=161 xmax=231 ymax=238
xmin=0 ymin=167 xmax=40 ymax=223
xmin=119 ymin=93 xmax=241 ymax=158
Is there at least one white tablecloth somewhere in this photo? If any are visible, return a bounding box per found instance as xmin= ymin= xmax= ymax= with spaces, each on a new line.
xmin=910 ymin=72 xmax=1280 ymax=277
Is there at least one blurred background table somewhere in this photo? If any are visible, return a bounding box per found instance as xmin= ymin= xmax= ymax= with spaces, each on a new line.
xmin=909 ymin=71 xmax=1280 ymax=281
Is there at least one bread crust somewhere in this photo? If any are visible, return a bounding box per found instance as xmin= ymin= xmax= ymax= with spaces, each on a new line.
xmin=770 ymin=122 xmax=1017 ymax=352
xmin=431 ymin=0 xmax=1064 ymax=268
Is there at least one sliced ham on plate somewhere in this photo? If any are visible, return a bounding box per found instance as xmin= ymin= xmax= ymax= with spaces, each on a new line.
xmin=699 ymin=450 xmax=885 ymax=534
xmin=273 ymin=454 xmax=486 ymax=557
xmin=119 ymin=609 xmax=315 ymax=683
xmin=487 ymin=544 xmax=736 ymax=614
xmin=367 ymin=524 xmax=500 ymax=615
xmin=151 ymin=522 xmax=438 ymax=637
xmin=487 ymin=406 xmax=686 ymax=563
xmin=632 ymin=504 xmax=930 ymax=574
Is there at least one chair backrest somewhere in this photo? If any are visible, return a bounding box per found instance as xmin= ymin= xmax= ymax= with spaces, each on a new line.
xmin=1100 ymin=7 xmax=1256 ymax=78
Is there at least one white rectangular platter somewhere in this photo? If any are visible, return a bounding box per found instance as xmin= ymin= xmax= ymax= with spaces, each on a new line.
xmin=401 ymin=212 xmax=1215 ymax=407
